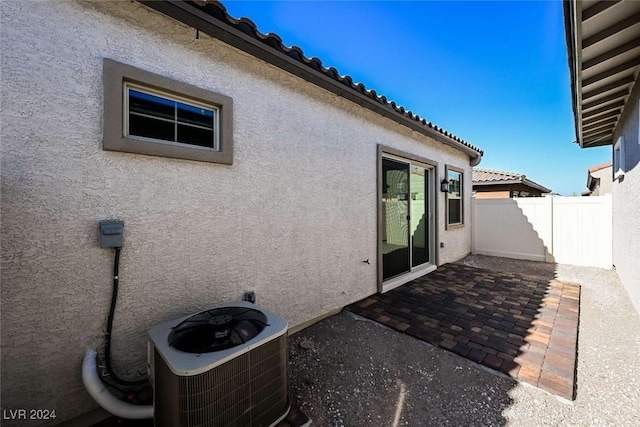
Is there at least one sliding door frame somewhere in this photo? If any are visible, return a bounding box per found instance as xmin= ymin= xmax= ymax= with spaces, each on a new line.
xmin=377 ymin=144 xmax=439 ymax=293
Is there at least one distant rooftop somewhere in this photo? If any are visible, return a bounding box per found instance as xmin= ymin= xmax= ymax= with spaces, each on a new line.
xmin=473 ymin=168 xmax=552 ymax=193
xmin=588 ymin=162 xmax=612 ymax=173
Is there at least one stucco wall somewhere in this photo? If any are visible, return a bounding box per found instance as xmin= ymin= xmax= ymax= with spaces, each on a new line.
xmin=612 ymin=90 xmax=640 ymax=315
xmin=0 ymin=0 xmax=474 ymax=423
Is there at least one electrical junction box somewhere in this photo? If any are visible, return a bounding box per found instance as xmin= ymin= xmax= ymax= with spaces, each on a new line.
xmin=99 ymin=220 xmax=124 ymax=248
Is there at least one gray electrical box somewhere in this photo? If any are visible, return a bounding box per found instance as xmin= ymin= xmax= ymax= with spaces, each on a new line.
xmin=99 ymin=220 xmax=124 ymax=248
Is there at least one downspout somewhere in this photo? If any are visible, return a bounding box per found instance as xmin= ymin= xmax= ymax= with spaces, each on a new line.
xmin=82 ymin=350 xmax=154 ymax=419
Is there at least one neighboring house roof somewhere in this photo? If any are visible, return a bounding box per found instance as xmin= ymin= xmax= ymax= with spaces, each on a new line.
xmin=139 ymin=0 xmax=483 ymax=161
xmin=472 ymin=168 xmax=552 ymax=193
xmin=563 ymin=0 xmax=640 ymax=148
xmin=588 ymin=161 xmax=613 ymax=173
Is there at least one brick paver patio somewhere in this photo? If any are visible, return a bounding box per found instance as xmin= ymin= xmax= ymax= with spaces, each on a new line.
xmin=347 ymin=263 xmax=580 ymax=400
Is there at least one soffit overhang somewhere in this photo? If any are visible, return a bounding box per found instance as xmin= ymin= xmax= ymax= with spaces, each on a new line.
xmin=564 ymin=0 xmax=640 ymax=148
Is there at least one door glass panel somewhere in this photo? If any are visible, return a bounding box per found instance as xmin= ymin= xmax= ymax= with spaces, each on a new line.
xmin=411 ymin=166 xmax=429 ymax=267
xmin=382 ymin=158 xmax=410 ymax=280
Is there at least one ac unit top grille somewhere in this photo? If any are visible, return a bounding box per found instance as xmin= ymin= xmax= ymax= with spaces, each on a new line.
xmin=149 ymin=301 xmax=288 ymax=376
xmin=169 ymin=307 xmax=268 ymax=353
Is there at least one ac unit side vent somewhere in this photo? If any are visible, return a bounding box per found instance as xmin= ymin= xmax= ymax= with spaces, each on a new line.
xmin=156 ymin=333 xmax=288 ymax=427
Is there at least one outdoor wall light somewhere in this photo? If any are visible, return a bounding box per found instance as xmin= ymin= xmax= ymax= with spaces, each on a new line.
xmin=440 ymin=179 xmax=450 ymax=193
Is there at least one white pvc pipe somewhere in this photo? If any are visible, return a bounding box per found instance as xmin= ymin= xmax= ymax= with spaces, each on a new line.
xmin=82 ymin=350 xmax=154 ymax=419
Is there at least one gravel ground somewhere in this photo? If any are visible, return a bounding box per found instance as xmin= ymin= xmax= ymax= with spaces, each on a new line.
xmin=289 ymin=311 xmax=515 ymax=427
xmin=289 ymin=255 xmax=640 ymax=426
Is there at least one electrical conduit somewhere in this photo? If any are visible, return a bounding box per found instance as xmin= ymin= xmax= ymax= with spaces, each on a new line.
xmin=82 ymin=350 xmax=153 ymax=419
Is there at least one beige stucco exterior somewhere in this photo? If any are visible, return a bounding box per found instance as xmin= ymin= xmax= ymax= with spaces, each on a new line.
xmin=612 ymin=90 xmax=640 ymax=315
xmin=588 ymin=166 xmax=613 ymax=196
xmin=474 ymin=190 xmax=511 ymax=199
xmin=0 ymin=1 xmax=476 ymax=423
xmin=473 ymin=184 xmax=546 ymax=199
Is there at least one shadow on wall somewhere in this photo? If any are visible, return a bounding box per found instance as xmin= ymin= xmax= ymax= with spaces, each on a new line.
xmin=473 ymin=196 xmax=613 ymax=270
xmin=473 ymin=197 xmax=554 ymax=264
xmin=620 ymin=113 xmax=639 ymax=175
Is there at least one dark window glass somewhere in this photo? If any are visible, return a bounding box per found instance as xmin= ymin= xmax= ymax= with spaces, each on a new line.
xmin=448 ymin=199 xmax=461 ymax=224
xmin=177 ymin=125 xmax=214 ymax=148
xmin=411 ymin=166 xmax=428 ymax=267
xmin=177 ymin=102 xmax=214 ymax=128
xmin=129 ymin=114 xmax=174 ymax=142
xmin=129 ymin=90 xmax=174 ymax=120
xmin=127 ymin=87 xmax=216 ymax=149
xmin=381 ymin=158 xmax=410 ymax=280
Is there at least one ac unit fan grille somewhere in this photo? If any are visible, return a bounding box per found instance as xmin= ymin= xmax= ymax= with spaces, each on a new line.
xmin=155 ymin=334 xmax=288 ymax=427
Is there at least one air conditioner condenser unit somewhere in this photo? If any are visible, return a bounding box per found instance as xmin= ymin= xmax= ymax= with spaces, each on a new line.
xmin=148 ymin=301 xmax=289 ymax=427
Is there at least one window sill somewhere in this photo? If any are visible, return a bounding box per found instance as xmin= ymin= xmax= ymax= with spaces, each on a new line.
xmin=447 ymin=223 xmax=465 ymax=230
xmin=105 ymin=135 xmax=232 ymax=165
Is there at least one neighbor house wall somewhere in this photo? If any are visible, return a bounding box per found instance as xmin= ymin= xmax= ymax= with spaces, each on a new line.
xmin=473 ymin=183 xmax=544 ymax=199
xmin=590 ymin=166 xmax=613 ymax=195
xmin=612 ymin=89 xmax=640 ymax=315
xmin=0 ymin=1 xmax=474 ymax=423
xmin=475 ymin=189 xmax=512 ymax=199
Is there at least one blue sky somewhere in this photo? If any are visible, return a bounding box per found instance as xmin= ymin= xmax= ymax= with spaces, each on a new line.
xmin=224 ymin=1 xmax=611 ymax=195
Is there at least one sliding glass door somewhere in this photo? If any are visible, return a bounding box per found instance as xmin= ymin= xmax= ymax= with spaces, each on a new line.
xmin=410 ymin=165 xmax=429 ymax=267
xmin=380 ymin=154 xmax=435 ymax=289
xmin=381 ymin=158 xmax=410 ymax=280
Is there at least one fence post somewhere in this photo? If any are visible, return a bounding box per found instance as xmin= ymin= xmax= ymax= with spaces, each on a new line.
xmin=471 ymin=197 xmax=476 ymax=255
xmin=546 ymin=196 xmax=554 ymax=263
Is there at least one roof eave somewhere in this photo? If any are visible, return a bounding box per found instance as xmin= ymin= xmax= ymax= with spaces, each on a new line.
xmin=521 ymin=178 xmax=552 ymax=194
xmin=563 ymin=0 xmax=640 ymax=149
xmin=473 ymin=178 xmax=551 ymax=193
xmin=473 ymin=180 xmax=523 ymax=187
xmin=563 ymin=0 xmax=585 ymax=148
xmin=137 ymin=0 xmax=483 ymax=163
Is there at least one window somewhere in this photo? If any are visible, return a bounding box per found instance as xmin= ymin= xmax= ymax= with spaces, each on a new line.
xmin=613 ymin=136 xmax=624 ymax=180
xmin=104 ymin=59 xmax=233 ymax=164
xmin=126 ymin=85 xmax=218 ymax=149
xmin=446 ymin=166 xmax=463 ymax=227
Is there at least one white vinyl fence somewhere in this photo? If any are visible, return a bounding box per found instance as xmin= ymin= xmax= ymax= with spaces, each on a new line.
xmin=472 ymin=195 xmax=613 ymax=269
